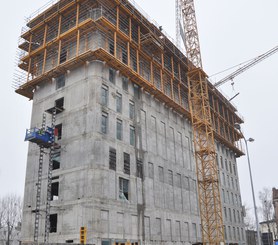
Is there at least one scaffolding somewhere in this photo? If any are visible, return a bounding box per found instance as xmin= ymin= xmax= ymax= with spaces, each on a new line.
xmin=15 ymin=0 xmax=244 ymax=156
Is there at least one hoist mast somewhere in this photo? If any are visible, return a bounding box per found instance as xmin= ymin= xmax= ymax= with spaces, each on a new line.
xmin=179 ymin=0 xmax=225 ymax=244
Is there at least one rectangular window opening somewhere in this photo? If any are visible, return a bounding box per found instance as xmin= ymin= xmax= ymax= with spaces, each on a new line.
xmin=116 ymin=93 xmax=122 ymax=113
xmin=122 ymin=48 xmax=127 ymax=64
xmin=168 ymin=170 xmax=173 ymax=186
xmin=130 ymin=126 xmax=135 ymax=146
xmin=51 ymin=182 xmax=59 ymax=201
xmin=176 ymin=174 xmax=181 ymax=188
xmin=50 ymin=214 xmax=57 ymax=233
xmin=123 ymin=153 xmax=130 ymax=175
xmin=109 ymin=68 xmax=115 ymax=84
xmin=119 ymin=177 xmax=129 ymax=200
xmin=59 ymin=48 xmax=67 ymax=64
xmin=101 ymin=85 xmax=108 ymax=106
xmin=101 ymin=241 xmax=110 ymax=245
xmin=136 ymin=159 xmax=143 ymax=179
xmin=109 ymin=147 xmax=116 ymax=170
xmin=55 ymin=97 xmax=64 ymax=114
xmin=122 ymin=77 xmax=129 ymax=91
xmin=116 ymin=119 xmax=123 ymax=140
xmin=158 ymin=166 xmax=164 ymax=182
xmin=109 ymin=40 xmax=114 ymax=55
xmin=55 ymin=124 xmax=62 ymax=140
xmin=53 ymin=150 xmax=61 ymax=170
xmin=133 ymin=84 xmax=140 ymax=99
xmin=148 ymin=162 xmax=154 ymax=179
xmin=56 ymin=74 xmax=65 ymax=89
xmin=129 ymin=100 xmax=135 ymax=120
xmin=101 ymin=112 xmax=108 ymax=134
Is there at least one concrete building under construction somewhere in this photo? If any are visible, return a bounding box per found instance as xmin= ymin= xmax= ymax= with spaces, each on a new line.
xmin=15 ymin=0 xmax=247 ymax=244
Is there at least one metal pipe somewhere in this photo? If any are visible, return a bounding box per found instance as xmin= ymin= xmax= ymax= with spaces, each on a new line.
xmin=243 ymin=135 xmax=262 ymax=245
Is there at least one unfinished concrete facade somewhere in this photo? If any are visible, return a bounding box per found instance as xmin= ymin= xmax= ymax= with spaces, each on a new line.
xmin=15 ymin=0 xmax=246 ymax=244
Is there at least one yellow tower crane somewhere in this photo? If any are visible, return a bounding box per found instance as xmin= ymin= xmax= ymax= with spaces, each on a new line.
xmin=180 ymin=0 xmax=225 ymax=244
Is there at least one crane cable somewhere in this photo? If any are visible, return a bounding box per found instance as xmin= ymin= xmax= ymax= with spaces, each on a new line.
xmin=210 ymin=45 xmax=278 ymax=88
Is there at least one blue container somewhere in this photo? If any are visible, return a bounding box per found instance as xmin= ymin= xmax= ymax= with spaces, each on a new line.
xmin=25 ymin=127 xmax=53 ymax=147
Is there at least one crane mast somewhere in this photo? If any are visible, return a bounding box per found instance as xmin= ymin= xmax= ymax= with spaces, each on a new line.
xmin=180 ymin=0 xmax=225 ymax=244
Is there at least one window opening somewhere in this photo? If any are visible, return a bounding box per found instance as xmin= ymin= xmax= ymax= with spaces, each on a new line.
xmin=109 ymin=147 xmax=116 ymax=170
xmin=168 ymin=170 xmax=173 ymax=185
xmin=55 ymin=97 xmax=64 ymax=114
xmin=109 ymin=40 xmax=114 ymax=55
xmin=56 ymin=75 xmax=65 ymax=89
xmin=130 ymin=126 xmax=135 ymax=146
xmin=55 ymin=124 xmax=62 ymax=140
xmin=123 ymin=153 xmax=130 ymax=175
xmin=101 ymin=85 xmax=108 ymax=106
xmin=101 ymin=241 xmax=110 ymax=245
xmin=184 ymin=177 xmax=190 ymax=190
xmin=158 ymin=166 xmax=164 ymax=182
xmin=148 ymin=162 xmax=154 ymax=179
xmin=50 ymin=214 xmax=57 ymax=233
xmin=129 ymin=101 xmax=135 ymax=119
xmin=51 ymin=182 xmax=59 ymax=200
xmin=59 ymin=48 xmax=67 ymax=64
xmin=109 ymin=68 xmax=115 ymax=84
xmin=122 ymin=47 xmax=127 ymax=64
xmin=133 ymin=84 xmax=140 ymax=99
xmin=53 ymin=150 xmax=60 ymax=170
xmin=136 ymin=159 xmax=143 ymax=178
xmin=122 ymin=77 xmax=128 ymax=91
xmin=233 ymin=164 xmax=237 ymax=176
xmin=116 ymin=119 xmax=123 ymax=140
xmin=176 ymin=174 xmax=181 ymax=188
xmin=101 ymin=112 xmax=108 ymax=134
xmin=119 ymin=177 xmax=129 ymax=200
xmin=116 ymin=93 xmax=122 ymax=113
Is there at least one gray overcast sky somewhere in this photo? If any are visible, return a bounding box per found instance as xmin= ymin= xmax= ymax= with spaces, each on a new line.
xmin=1 ymin=0 xmax=277 ymax=220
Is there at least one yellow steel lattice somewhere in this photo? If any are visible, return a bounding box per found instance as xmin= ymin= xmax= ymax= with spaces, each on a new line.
xmin=181 ymin=0 xmax=225 ymax=243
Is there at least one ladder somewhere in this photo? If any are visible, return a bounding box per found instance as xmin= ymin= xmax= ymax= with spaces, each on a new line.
xmin=44 ymin=108 xmax=57 ymax=244
xmin=25 ymin=109 xmax=57 ymax=243
xmin=34 ymin=114 xmax=47 ymax=242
